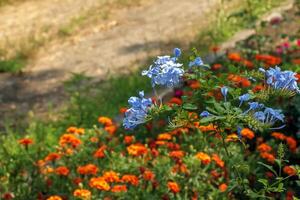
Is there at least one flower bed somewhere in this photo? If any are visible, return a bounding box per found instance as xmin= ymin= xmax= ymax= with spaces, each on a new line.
xmin=1 ymin=3 xmax=300 ymax=200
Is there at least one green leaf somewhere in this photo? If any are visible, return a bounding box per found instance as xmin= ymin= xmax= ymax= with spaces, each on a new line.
xmin=182 ymin=103 xmax=198 ymax=110
xmin=258 ymin=179 xmax=269 ymax=187
xmin=258 ymin=162 xmax=278 ymax=176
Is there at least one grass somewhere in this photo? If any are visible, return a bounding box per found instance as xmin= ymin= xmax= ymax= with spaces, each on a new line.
xmin=0 ymin=54 xmax=26 ymax=73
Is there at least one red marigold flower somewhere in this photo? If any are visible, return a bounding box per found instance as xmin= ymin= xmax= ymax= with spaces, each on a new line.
xmin=98 ymin=116 xmax=113 ymax=126
xmin=127 ymin=143 xmax=148 ymax=156
xmin=252 ymin=84 xmax=264 ymax=93
xmin=143 ymin=170 xmax=155 ymax=181
xmin=167 ymin=181 xmax=180 ymax=193
xmin=241 ymin=128 xmax=255 ymax=140
xmin=89 ymin=177 xmax=110 ymax=191
xmin=219 ymin=183 xmax=228 ymax=192
xmin=55 ymin=166 xmax=70 ymax=176
xmin=104 ymin=125 xmax=117 ymax=135
xmin=260 ymin=152 xmax=275 ymax=163
xmin=188 ymin=80 xmax=201 ymax=89
xmin=45 ymin=153 xmax=61 ymax=162
xmin=228 ymin=52 xmax=242 ymax=62
xmin=103 ymin=171 xmax=120 ymax=183
xmin=77 ymin=164 xmax=98 ymax=175
xmin=211 ymin=154 xmax=224 ymax=168
xmin=271 ymin=132 xmax=286 ymax=140
xmin=121 ymin=175 xmax=139 ymax=186
xmin=241 ymin=59 xmax=254 ymax=69
xmin=195 ymin=152 xmax=211 ymax=165
xmin=93 ymin=145 xmax=107 ymax=158
xmin=2 ymin=192 xmax=14 ymax=200
xmin=18 ymin=138 xmax=34 ymax=147
xmin=283 ymin=166 xmax=297 ymax=176
xmin=257 ymin=143 xmax=272 ymax=152
xmin=73 ymin=189 xmax=91 ymax=198
xmin=124 ymin=135 xmax=134 ymax=144
xmin=119 ymin=107 xmax=128 ymax=114
xmin=168 ymin=97 xmax=183 ymax=105
xmin=285 ymin=137 xmax=297 ymax=152
xmin=111 ymin=185 xmax=127 ymax=193
xmin=212 ymin=63 xmax=222 ymax=70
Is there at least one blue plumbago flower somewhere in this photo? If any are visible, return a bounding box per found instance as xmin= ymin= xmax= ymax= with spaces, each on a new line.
xmin=253 ymin=107 xmax=285 ymax=128
xmin=188 ymin=57 xmax=203 ymax=68
xmin=243 ymin=102 xmax=264 ymax=114
xmin=142 ymin=49 xmax=184 ymax=88
xmin=238 ymin=93 xmax=251 ymax=107
xmin=123 ymin=91 xmax=153 ymax=130
xmin=260 ymin=66 xmax=300 ymax=93
xmin=221 ymin=86 xmax=228 ymax=101
xmin=200 ymin=111 xmax=211 ymax=117
xmin=173 ymin=48 xmax=181 ymax=58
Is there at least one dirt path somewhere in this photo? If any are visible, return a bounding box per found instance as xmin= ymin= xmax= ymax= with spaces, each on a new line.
xmin=0 ymin=0 xmax=228 ymax=123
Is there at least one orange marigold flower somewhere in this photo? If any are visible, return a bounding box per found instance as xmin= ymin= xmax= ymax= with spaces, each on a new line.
xmin=67 ymin=126 xmax=77 ymax=133
xmin=143 ymin=170 xmax=155 ymax=181
xmin=89 ymin=177 xmax=110 ymax=191
xmin=127 ymin=144 xmax=148 ymax=156
xmin=286 ymin=137 xmax=297 ymax=152
xmin=211 ymin=154 xmax=224 ymax=168
xmin=271 ymin=132 xmax=286 ymax=140
xmin=295 ymin=73 xmax=300 ymax=83
xmin=45 ymin=153 xmax=61 ymax=162
xmin=255 ymin=54 xmax=282 ymax=66
xmin=90 ymin=137 xmax=99 ymax=143
xmin=260 ymin=152 xmax=275 ymax=163
xmin=195 ymin=152 xmax=211 ymax=165
xmin=210 ymin=170 xmax=221 ymax=179
xmin=59 ymin=134 xmax=82 ymax=148
xmin=167 ymin=181 xmax=180 ymax=193
xmin=228 ymin=52 xmax=242 ymax=62
xmin=46 ymin=196 xmax=62 ymax=200
xmin=157 ymin=133 xmax=172 ymax=141
xmin=98 ymin=117 xmax=113 ymax=127
xmin=169 ymin=150 xmax=185 ymax=159
xmin=241 ymin=128 xmax=255 ymax=140
xmin=94 ymin=145 xmax=107 ymax=158
xmin=172 ymin=164 xmax=188 ymax=174
xmin=111 ymin=185 xmax=127 ymax=193
xmin=257 ymin=143 xmax=272 ymax=152
xmin=121 ymin=175 xmax=139 ymax=186
xmin=77 ymin=164 xmax=98 ymax=175
xmin=73 ymin=189 xmax=91 ymax=199
xmin=103 ymin=171 xmax=120 ymax=183
xmin=18 ymin=138 xmax=34 ymax=146
xmin=283 ymin=166 xmax=297 ymax=176
xmin=219 ymin=183 xmax=228 ymax=192
xmin=226 ymin=134 xmax=239 ymax=142
xmin=55 ymin=166 xmax=70 ymax=176
xmin=104 ymin=125 xmax=117 ymax=135
xmin=199 ymin=124 xmax=216 ymax=132
xmin=76 ymin=128 xmax=85 ymax=135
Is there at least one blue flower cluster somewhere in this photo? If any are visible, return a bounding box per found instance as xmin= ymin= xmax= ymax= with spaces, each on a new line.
xmin=259 ymin=66 xmax=300 ymax=93
xmin=243 ymin=101 xmax=285 ymax=128
xmin=123 ymin=91 xmax=153 ymax=130
xmin=189 ymin=57 xmax=203 ymax=68
xmin=253 ymin=107 xmax=285 ymax=127
xmin=142 ymin=48 xmax=184 ymax=88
